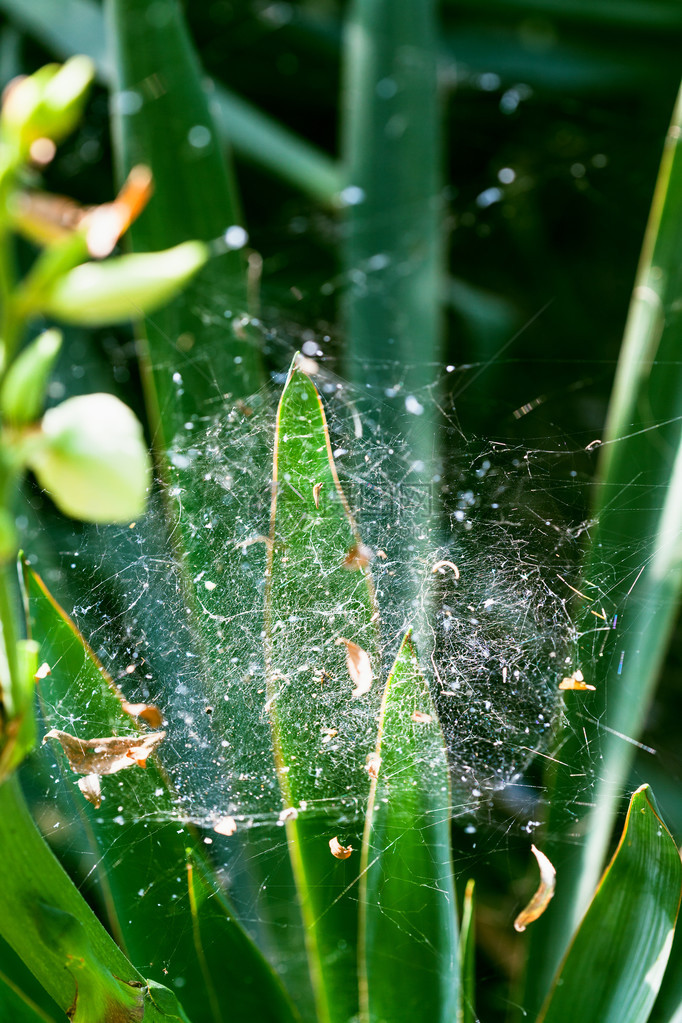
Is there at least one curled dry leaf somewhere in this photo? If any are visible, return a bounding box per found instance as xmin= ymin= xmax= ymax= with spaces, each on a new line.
xmin=329 ymin=836 xmax=353 ymax=860
xmin=312 ymin=482 xmax=323 ymax=509
xmin=77 ymin=773 xmax=102 ymax=808
xmin=121 ymin=701 xmax=164 ymax=728
xmin=366 ymin=752 xmax=381 ymax=779
xmin=213 ymin=815 xmax=238 ymax=836
xmin=336 ymin=638 xmax=372 ymax=697
xmin=43 ymin=729 xmax=165 ymax=775
xmin=432 ymin=560 xmax=460 ymax=579
xmin=514 ymin=844 xmax=557 ymax=933
xmin=411 ymin=710 xmax=433 ymax=724
xmin=343 ymin=543 xmax=373 ymax=571
xmin=559 ymin=669 xmax=595 ymax=692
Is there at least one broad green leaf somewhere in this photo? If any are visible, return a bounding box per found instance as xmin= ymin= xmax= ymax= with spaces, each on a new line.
xmin=525 ymin=79 xmax=682 ymax=1013
xmin=25 ymin=566 xmax=299 ymax=1023
xmin=0 ymin=774 xmax=191 ymax=1023
xmin=459 ymin=880 xmax=476 ymax=1023
xmin=539 ymin=785 xmax=682 ymax=1023
xmin=0 ymin=0 xmax=342 ymax=204
xmin=265 ymin=360 xmax=379 ymax=1023
xmin=359 ymin=630 xmax=459 ymax=1023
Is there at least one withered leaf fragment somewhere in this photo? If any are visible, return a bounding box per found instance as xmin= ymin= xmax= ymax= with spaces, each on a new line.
xmin=365 ymin=752 xmax=381 ymax=779
xmin=343 ymin=543 xmax=373 ymax=571
xmin=43 ymin=729 xmax=165 ymax=776
xmin=121 ymin=701 xmax=164 ymax=728
xmin=77 ymin=773 xmax=102 ymax=808
xmin=335 ymin=638 xmax=372 ymax=697
xmin=213 ymin=815 xmax=238 ymax=836
xmin=513 ymin=844 xmax=556 ymax=932
xmin=432 ymin=560 xmax=460 ymax=579
xmin=329 ymin=836 xmax=353 ymax=860
xmin=559 ymin=669 xmax=595 ymax=692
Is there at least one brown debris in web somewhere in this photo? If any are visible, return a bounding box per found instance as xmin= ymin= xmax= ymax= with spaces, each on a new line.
xmin=335 ymin=638 xmax=372 ymax=697
xmin=213 ymin=816 xmax=238 ymax=836
xmin=514 ymin=844 xmax=556 ymax=932
xmin=329 ymin=836 xmax=353 ymax=860
xmin=343 ymin=543 xmax=373 ymax=571
xmin=121 ymin=701 xmax=164 ymax=728
xmin=558 ymin=669 xmax=595 ymax=692
xmin=43 ymin=728 xmax=166 ymax=776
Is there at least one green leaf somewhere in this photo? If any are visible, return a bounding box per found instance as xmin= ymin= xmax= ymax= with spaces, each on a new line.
xmin=265 ymin=359 xmax=379 ymax=1023
xmin=0 ymin=328 xmax=62 ymax=426
xmin=459 ymin=880 xmax=476 ymax=1023
xmin=0 ymin=936 xmax=60 ymax=1022
xmin=25 ymin=393 xmax=151 ymax=524
xmin=539 ymin=785 xmax=682 ymax=1023
xmin=359 ymin=630 xmax=459 ymax=1023
xmin=525 ymin=79 xmax=682 ymax=1013
xmin=340 ymin=0 xmax=442 ymax=468
xmin=106 ymin=0 xmax=262 ymax=430
xmin=0 ymin=774 xmax=190 ymax=1023
xmin=24 ymin=565 xmax=300 ymax=1023
xmin=41 ymin=241 xmax=208 ymax=327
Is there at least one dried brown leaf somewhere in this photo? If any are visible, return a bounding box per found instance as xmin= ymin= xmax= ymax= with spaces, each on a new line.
xmin=343 ymin=543 xmax=373 ymax=571
xmin=514 ymin=844 xmax=556 ymax=932
xmin=120 ymin=701 xmax=164 ymax=728
xmin=213 ymin=815 xmax=238 ymax=836
xmin=335 ymin=638 xmax=372 ymax=697
xmin=329 ymin=836 xmax=353 ymax=860
xmin=77 ymin=773 xmax=102 ymax=808
xmin=43 ymin=729 xmax=165 ymax=775
xmin=559 ymin=669 xmax=595 ymax=692
xmin=432 ymin=559 xmax=460 ymax=579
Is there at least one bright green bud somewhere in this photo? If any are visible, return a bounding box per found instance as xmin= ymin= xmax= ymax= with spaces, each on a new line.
xmin=1 ymin=329 xmax=62 ymax=425
xmin=1 ymin=57 xmax=94 ymax=154
xmin=42 ymin=240 xmax=209 ymax=326
xmin=27 ymin=393 xmax=151 ymax=523
xmin=39 ymin=56 xmax=95 ymax=142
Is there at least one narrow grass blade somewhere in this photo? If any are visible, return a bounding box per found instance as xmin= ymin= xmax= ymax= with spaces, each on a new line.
xmin=359 ymin=630 xmax=459 ymax=1023
xmin=339 ymin=0 xmax=443 ymax=638
xmin=0 ymin=774 xmax=192 ymax=1023
xmin=525 ymin=80 xmax=682 ymax=1014
xmin=340 ymin=0 xmax=441 ymax=426
xmin=265 ymin=359 xmax=379 ymax=1023
xmin=25 ymin=566 xmax=299 ymax=1023
xmin=0 ymin=939 xmax=60 ymax=1023
xmin=0 ymin=0 xmax=342 ymax=204
xmin=539 ymin=785 xmax=681 ymax=1023
xmin=106 ymin=0 xmax=262 ymax=429
xmin=459 ymin=880 xmax=476 ymax=1023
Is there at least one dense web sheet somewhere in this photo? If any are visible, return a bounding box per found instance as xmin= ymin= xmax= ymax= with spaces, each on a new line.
xmin=23 ymin=308 xmax=669 ymax=1011
xmin=29 ymin=326 xmax=597 ymax=839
